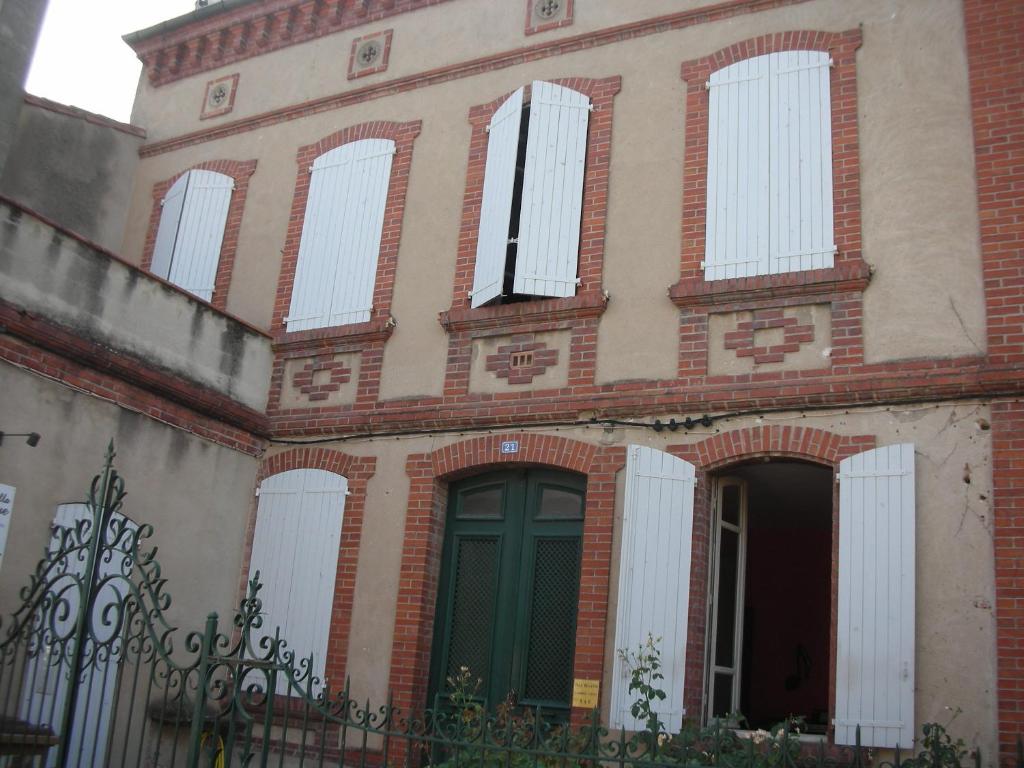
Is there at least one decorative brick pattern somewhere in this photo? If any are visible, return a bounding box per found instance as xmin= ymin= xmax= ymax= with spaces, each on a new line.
xmin=141 ymin=158 xmax=258 ymax=311
xmin=671 ymin=426 xmax=875 ymax=721
xmin=291 ymin=354 xmax=353 ymax=400
xmin=247 ymin=448 xmax=377 ymax=689
xmin=348 ymin=29 xmax=392 ymax=79
xmin=200 ymin=73 xmax=239 ymax=119
xmin=964 ymin=0 xmax=1024 ymax=757
xmin=723 ymin=308 xmax=816 ymax=364
xmin=485 ymin=339 xmax=558 ymax=384
xmin=388 ymin=434 xmax=624 ymax=729
xmin=525 ymin=0 xmax=573 ymax=36
xmin=132 ymin=0 xmax=454 ymax=88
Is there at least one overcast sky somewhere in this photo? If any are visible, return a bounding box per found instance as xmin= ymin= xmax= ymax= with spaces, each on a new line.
xmin=25 ymin=0 xmax=198 ymax=123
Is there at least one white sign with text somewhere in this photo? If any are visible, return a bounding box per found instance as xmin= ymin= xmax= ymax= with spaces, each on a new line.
xmin=0 ymin=484 xmax=14 ymax=573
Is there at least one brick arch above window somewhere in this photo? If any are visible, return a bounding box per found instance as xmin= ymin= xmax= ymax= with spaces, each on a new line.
xmin=246 ymin=447 xmax=376 ymax=687
xmin=142 ymin=158 xmax=257 ymax=310
xmin=272 ymin=119 xmax=421 ymax=344
xmin=676 ymin=424 xmax=876 ymax=470
xmin=441 ymin=76 xmax=620 ymax=333
xmin=671 ymin=29 xmax=870 ymax=309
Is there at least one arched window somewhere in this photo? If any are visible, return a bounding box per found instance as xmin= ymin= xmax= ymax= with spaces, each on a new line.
xmin=248 ymin=468 xmax=348 ymax=692
xmin=704 ymin=51 xmax=835 ymax=280
xmin=151 ymin=169 xmax=235 ymax=300
xmin=285 ymin=138 xmax=395 ymax=331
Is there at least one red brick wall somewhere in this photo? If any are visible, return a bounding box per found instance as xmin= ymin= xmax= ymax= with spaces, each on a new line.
xmin=963 ymin=0 xmax=1024 ymax=757
xmin=141 ymin=158 xmax=259 ymax=311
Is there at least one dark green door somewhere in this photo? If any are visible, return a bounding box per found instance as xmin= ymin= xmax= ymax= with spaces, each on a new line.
xmin=429 ymin=469 xmax=585 ymax=716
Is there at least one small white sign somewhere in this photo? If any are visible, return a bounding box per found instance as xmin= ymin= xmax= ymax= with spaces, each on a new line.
xmin=500 ymin=440 xmax=520 ymax=455
xmin=0 ymin=484 xmax=15 ymax=573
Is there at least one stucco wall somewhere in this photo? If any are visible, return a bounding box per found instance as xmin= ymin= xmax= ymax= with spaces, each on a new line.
xmin=0 ymin=364 xmax=257 ymax=631
xmin=0 ymin=99 xmax=143 ymax=253
xmin=259 ymin=400 xmax=997 ymax=752
xmin=1 ymin=200 xmax=273 ymax=412
xmin=121 ymin=0 xmax=985 ymax=398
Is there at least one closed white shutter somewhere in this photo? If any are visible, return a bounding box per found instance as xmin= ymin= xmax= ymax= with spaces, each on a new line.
xmin=704 ymin=51 xmax=834 ymax=280
xmin=513 ymin=80 xmax=590 ymax=299
xmin=164 ymin=169 xmax=234 ymax=301
xmin=835 ymin=444 xmax=915 ymax=748
xmin=23 ymin=504 xmax=137 ymax=767
xmin=770 ymin=50 xmax=835 ymax=274
xmin=287 ymin=140 xmax=394 ymax=331
xmin=471 ymin=87 xmax=523 ymax=308
xmin=150 ymin=173 xmax=189 ymax=280
xmin=610 ymin=446 xmax=696 ymax=732
xmin=704 ymin=55 xmax=770 ymax=280
xmin=249 ymin=469 xmax=347 ymax=694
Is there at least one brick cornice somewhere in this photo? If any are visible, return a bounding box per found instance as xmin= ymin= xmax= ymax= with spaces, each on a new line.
xmin=129 ymin=0 xmax=455 ymax=88
xmin=0 ymin=300 xmax=269 ymax=438
xmin=139 ymin=0 xmax=816 ymax=158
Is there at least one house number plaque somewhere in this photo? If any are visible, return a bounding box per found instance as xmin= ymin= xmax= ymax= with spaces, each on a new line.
xmin=571 ymin=678 xmax=599 ymax=708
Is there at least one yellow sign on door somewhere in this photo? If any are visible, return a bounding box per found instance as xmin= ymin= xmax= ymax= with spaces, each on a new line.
xmin=571 ymin=678 xmax=600 ymax=708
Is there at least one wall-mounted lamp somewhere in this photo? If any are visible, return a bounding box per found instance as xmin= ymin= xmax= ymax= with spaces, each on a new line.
xmin=0 ymin=432 xmax=41 ymax=447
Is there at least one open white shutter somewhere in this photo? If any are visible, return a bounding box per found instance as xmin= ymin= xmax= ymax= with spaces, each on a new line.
xmin=287 ymin=140 xmax=394 ymax=331
xmin=770 ymin=50 xmax=835 ymax=274
xmin=835 ymin=444 xmax=915 ymax=748
xmin=471 ymin=87 xmax=523 ymax=308
xmin=514 ymin=81 xmax=589 ymax=299
xmin=704 ymin=55 xmax=770 ymax=280
xmin=165 ymin=169 xmax=234 ymax=301
xmin=249 ymin=469 xmax=347 ymax=694
xmin=610 ymin=446 xmax=696 ymax=732
xmin=150 ymin=173 xmax=189 ymax=280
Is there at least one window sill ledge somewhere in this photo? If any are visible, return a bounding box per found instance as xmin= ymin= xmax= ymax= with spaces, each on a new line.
xmin=669 ymin=262 xmax=871 ymax=309
xmin=272 ymin=315 xmax=395 ymax=352
xmin=439 ymin=291 xmax=608 ymax=334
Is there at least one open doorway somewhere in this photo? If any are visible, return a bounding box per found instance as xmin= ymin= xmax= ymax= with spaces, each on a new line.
xmin=706 ymin=461 xmax=833 ymax=734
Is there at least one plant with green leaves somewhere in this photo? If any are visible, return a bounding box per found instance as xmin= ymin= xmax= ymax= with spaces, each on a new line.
xmin=618 ymin=633 xmax=669 ymax=746
xmin=903 ymin=709 xmax=972 ymax=768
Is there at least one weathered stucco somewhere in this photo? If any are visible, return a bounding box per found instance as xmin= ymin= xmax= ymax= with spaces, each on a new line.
xmin=2 ymin=201 xmax=273 ymax=412
xmin=122 ymin=0 xmax=985 ymax=397
xmin=260 ymin=401 xmax=996 ymax=753
xmin=0 ymin=99 xmax=143 ymax=253
xmin=0 ymin=365 xmax=258 ymax=630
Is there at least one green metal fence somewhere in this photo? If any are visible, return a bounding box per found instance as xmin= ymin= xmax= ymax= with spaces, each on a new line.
xmin=0 ymin=447 xmax=1005 ymax=767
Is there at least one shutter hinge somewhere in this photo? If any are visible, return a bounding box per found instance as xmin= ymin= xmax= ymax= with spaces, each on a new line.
xmin=507 ymin=237 xmax=519 ymax=244
xmin=255 ymin=487 xmax=261 ymax=498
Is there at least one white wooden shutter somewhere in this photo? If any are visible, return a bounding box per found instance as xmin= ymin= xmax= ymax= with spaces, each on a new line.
xmin=287 ymin=140 xmax=394 ymax=331
xmin=513 ymin=81 xmax=590 ymax=299
xmin=471 ymin=87 xmax=523 ymax=308
xmin=835 ymin=444 xmax=915 ymax=748
xmin=249 ymin=469 xmax=347 ymax=694
xmin=704 ymin=51 xmax=834 ymax=280
xmin=164 ymin=169 xmax=234 ymax=301
xmin=23 ymin=504 xmax=136 ymax=767
xmin=770 ymin=50 xmax=835 ymax=274
xmin=610 ymin=446 xmax=696 ymax=732
xmin=704 ymin=55 xmax=770 ymax=280
xmin=150 ymin=173 xmax=189 ymax=280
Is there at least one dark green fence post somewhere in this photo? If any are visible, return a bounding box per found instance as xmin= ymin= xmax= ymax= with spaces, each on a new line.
xmin=186 ymin=612 xmax=219 ymax=768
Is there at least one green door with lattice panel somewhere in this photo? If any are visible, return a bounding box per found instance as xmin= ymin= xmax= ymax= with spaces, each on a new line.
xmin=429 ymin=469 xmax=585 ymax=716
